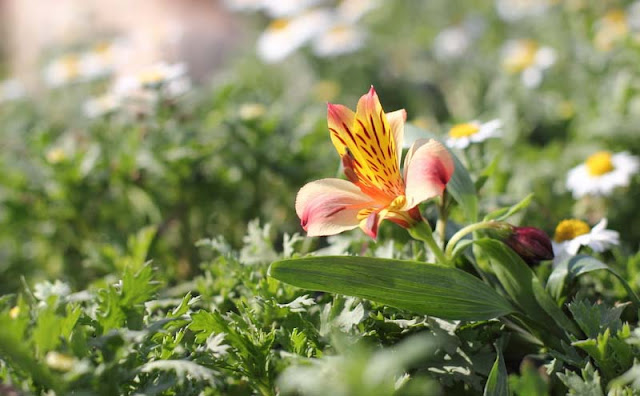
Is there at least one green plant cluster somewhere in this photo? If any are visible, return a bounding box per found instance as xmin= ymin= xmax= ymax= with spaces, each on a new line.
xmin=2 ymin=0 xmax=640 ymax=395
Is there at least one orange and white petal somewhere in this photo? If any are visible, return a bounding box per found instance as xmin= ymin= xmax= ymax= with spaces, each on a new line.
xmin=403 ymin=139 xmax=455 ymax=208
xmin=296 ymin=178 xmax=374 ymax=237
xmin=327 ymin=103 xmax=356 ymax=157
xmin=386 ymin=109 xmax=406 ymax=164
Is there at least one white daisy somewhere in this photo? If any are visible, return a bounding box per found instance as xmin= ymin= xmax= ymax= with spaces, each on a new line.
xmin=43 ymin=54 xmax=84 ymax=87
xmin=0 ymin=79 xmax=25 ymax=103
xmin=83 ymin=93 xmax=121 ymax=118
xmin=112 ymin=62 xmax=189 ymax=99
xmin=495 ymin=0 xmax=551 ymax=22
xmin=594 ymin=9 xmax=629 ymax=51
xmin=445 ymin=119 xmax=502 ymax=149
xmin=501 ymin=39 xmax=556 ymax=88
xmin=432 ymin=18 xmax=485 ymax=61
xmin=335 ymin=0 xmax=380 ymax=23
xmin=552 ymin=218 xmax=620 ymax=265
xmin=256 ymin=10 xmax=332 ymax=63
xmin=79 ymin=40 xmax=130 ymax=80
xmin=223 ymin=0 xmax=265 ymax=12
xmin=566 ymin=151 xmax=639 ymax=198
xmin=262 ymin=0 xmax=327 ymax=18
xmin=312 ymin=23 xmax=366 ymax=57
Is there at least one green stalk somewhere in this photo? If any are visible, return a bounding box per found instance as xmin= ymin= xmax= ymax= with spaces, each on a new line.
xmin=408 ymin=220 xmax=449 ymax=266
xmin=444 ymin=220 xmax=501 ymax=259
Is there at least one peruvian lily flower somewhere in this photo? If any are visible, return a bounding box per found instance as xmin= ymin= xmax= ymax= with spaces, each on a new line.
xmin=295 ymin=87 xmax=455 ymax=239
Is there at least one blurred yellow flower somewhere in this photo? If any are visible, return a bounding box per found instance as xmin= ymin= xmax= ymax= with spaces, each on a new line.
xmin=46 ymin=148 xmax=67 ymax=164
xmin=594 ymin=9 xmax=629 ymax=51
xmin=9 ymin=306 xmax=20 ymax=319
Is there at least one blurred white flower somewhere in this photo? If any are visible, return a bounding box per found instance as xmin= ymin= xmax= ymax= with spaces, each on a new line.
xmin=112 ymin=62 xmax=190 ymax=99
xmin=79 ymin=40 xmax=131 ymax=79
xmin=495 ymin=0 xmax=551 ymax=22
xmin=501 ymin=39 xmax=556 ymax=88
xmin=43 ymin=54 xmax=84 ymax=87
xmin=262 ymin=0 xmax=327 ymax=17
xmin=83 ymin=93 xmax=121 ymax=118
xmin=335 ymin=0 xmax=380 ymax=23
xmin=432 ymin=18 xmax=485 ymax=61
xmin=33 ymin=280 xmax=71 ymax=301
xmin=0 ymin=79 xmax=25 ymax=103
xmin=223 ymin=0 xmax=265 ymax=12
xmin=312 ymin=23 xmax=366 ymax=57
xmin=594 ymin=9 xmax=629 ymax=51
xmin=45 ymin=351 xmax=77 ymax=372
xmin=629 ymin=2 xmax=640 ymax=34
xmin=566 ymin=151 xmax=639 ymax=198
xmin=257 ymin=10 xmax=332 ymax=63
xmin=445 ymin=119 xmax=502 ymax=149
xmin=552 ymin=218 xmax=620 ymax=265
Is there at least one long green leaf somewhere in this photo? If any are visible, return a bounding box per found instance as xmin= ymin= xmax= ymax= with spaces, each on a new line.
xmin=547 ymin=255 xmax=640 ymax=309
xmin=484 ymin=340 xmax=509 ymax=396
xmin=269 ymin=256 xmax=514 ymax=320
xmin=474 ymin=239 xmax=581 ymax=339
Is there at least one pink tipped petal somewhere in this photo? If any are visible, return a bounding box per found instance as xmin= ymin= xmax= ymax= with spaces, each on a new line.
xmin=386 ymin=109 xmax=407 ymax=164
xmin=327 ymin=103 xmax=356 ymax=157
xmin=403 ymin=139 xmax=455 ymax=208
xmin=359 ymin=210 xmax=380 ymax=239
xmin=295 ymin=178 xmax=373 ymax=237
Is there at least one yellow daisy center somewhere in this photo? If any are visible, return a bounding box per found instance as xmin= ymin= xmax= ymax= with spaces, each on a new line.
xmin=139 ymin=70 xmax=164 ymax=85
xmin=503 ymin=40 xmax=539 ymax=73
xmin=62 ymin=56 xmax=80 ymax=77
xmin=449 ymin=123 xmax=480 ymax=138
xmin=554 ymin=219 xmax=590 ymax=242
xmin=269 ymin=19 xmax=290 ymax=31
xmin=585 ymin=151 xmax=615 ymax=176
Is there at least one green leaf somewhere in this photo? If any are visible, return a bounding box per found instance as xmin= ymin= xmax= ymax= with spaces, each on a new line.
xmin=546 ymin=255 xmax=640 ymax=309
xmin=269 ymin=256 xmax=514 ymax=321
xmin=483 ymin=193 xmax=534 ymax=222
xmin=447 ymin=150 xmax=478 ymax=222
xmin=474 ymin=239 xmax=581 ymax=340
xmin=484 ymin=342 xmax=509 ymax=396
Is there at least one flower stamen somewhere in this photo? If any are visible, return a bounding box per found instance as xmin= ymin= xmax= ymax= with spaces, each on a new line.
xmin=554 ymin=219 xmax=590 ymax=242
xmin=448 ymin=123 xmax=480 ymax=138
xmin=585 ymin=151 xmax=615 ymax=176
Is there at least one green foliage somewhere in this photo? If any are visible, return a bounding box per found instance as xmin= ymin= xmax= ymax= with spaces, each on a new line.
xmin=3 ymin=1 xmax=640 ymax=394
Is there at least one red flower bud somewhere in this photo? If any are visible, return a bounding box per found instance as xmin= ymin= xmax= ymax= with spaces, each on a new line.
xmin=504 ymin=226 xmax=554 ymax=265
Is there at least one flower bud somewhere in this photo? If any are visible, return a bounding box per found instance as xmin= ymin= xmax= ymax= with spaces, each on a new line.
xmin=504 ymin=226 xmax=554 ymax=265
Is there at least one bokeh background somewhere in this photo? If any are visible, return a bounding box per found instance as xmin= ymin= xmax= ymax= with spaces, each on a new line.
xmin=1 ymin=0 xmax=639 ymax=294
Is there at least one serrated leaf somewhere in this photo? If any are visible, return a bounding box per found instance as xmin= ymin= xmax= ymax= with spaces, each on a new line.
xmin=269 ymin=256 xmax=514 ymax=320
xmin=138 ymin=360 xmax=217 ymax=385
xmin=558 ymin=363 xmax=603 ymax=396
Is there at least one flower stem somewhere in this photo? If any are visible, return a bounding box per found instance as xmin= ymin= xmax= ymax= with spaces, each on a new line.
xmin=435 ymin=193 xmax=449 ymax=249
xmin=408 ymin=219 xmax=449 ymax=266
xmin=444 ymin=220 xmax=500 ymax=259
